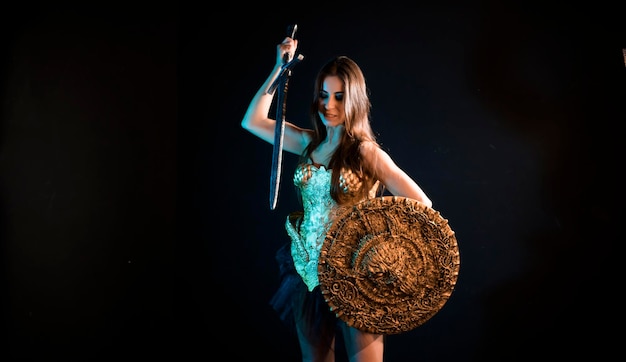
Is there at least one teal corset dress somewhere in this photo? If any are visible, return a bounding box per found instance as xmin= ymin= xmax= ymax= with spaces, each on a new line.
xmin=285 ymin=163 xmax=379 ymax=292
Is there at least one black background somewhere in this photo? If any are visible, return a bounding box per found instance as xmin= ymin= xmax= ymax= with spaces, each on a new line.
xmin=1 ymin=2 xmax=623 ymax=361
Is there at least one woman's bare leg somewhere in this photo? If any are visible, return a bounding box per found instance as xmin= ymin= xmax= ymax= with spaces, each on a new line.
xmin=340 ymin=323 xmax=384 ymax=362
xmin=296 ymin=322 xmax=336 ymax=362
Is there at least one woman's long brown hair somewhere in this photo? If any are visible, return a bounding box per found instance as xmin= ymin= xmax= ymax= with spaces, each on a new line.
xmin=299 ymin=56 xmax=384 ymax=205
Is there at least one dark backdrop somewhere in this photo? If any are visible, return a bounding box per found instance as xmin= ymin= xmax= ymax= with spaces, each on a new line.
xmin=2 ymin=2 xmax=623 ymax=361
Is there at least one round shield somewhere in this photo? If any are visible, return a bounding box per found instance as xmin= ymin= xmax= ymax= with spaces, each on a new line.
xmin=318 ymin=196 xmax=460 ymax=334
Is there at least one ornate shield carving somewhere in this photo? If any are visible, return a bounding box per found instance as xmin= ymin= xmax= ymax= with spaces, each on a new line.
xmin=318 ymin=196 xmax=460 ymax=334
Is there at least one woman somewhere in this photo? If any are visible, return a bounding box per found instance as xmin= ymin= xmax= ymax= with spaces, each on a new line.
xmin=241 ymin=35 xmax=432 ymax=362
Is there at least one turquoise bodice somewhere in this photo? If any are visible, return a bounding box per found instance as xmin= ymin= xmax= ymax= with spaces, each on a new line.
xmin=285 ymin=163 xmax=378 ymax=291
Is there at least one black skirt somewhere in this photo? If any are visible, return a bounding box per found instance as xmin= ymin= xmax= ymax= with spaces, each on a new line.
xmin=269 ymin=243 xmax=337 ymax=344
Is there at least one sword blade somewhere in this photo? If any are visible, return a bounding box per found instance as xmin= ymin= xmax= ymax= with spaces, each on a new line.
xmin=269 ymin=116 xmax=285 ymax=210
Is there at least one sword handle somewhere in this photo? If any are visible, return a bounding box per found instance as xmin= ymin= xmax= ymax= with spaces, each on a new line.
xmin=282 ymin=24 xmax=298 ymax=64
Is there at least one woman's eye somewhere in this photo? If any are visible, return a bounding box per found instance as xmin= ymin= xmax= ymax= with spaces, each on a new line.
xmin=319 ymin=92 xmax=329 ymax=99
xmin=335 ymin=93 xmax=344 ymax=101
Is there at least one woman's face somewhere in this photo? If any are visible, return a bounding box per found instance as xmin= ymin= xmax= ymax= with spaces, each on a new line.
xmin=318 ymin=75 xmax=345 ymax=127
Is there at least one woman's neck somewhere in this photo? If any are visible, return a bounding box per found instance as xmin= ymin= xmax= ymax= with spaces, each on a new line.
xmin=324 ymin=125 xmax=345 ymax=145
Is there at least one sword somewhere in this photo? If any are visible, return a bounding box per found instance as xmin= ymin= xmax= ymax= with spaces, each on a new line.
xmin=268 ymin=24 xmax=301 ymax=210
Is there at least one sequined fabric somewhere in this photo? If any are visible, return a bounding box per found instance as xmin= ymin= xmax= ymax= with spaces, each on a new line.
xmin=285 ymin=163 xmax=377 ymax=291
